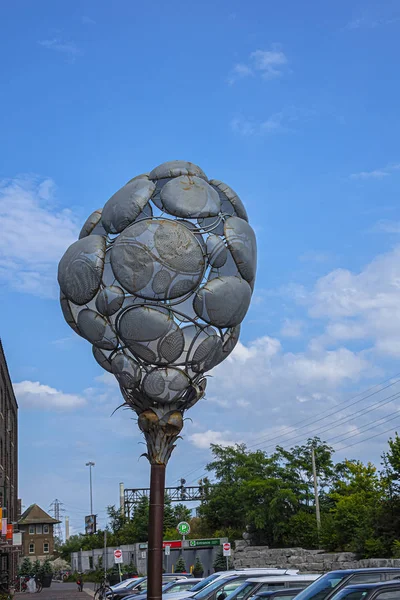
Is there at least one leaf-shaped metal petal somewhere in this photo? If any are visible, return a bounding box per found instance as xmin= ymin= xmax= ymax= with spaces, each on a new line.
xmin=111 ymin=352 xmax=141 ymax=388
xmin=79 ymin=209 xmax=103 ymax=239
xmin=225 ymin=216 xmax=257 ymax=283
xmin=102 ymin=179 xmax=155 ymax=234
xmin=161 ymin=176 xmax=220 ymax=218
xmin=210 ymin=179 xmax=248 ymax=221
xmin=206 ymin=234 xmax=227 ymax=268
xmin=77 ymin=309 xmax=118 ymax=350
xmin=58 ymin=235 xmax=106 ymax=305
xmin=194 ymin=276 xmax=252 ymax=328
xmin=96 ymin=286 xmax=125 ymax=316
xmin=149 ymin=161 xmax=208 ymax=181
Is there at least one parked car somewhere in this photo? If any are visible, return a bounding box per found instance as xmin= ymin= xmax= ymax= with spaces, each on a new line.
xmin=293 ymin=568 xmax=400 ymax=600
xmin=165 ymin=571 xmax=300 ymax=600
xmin=226 ymin=575 xmax=320 ymax=600
xmin=330 ymin=579 xmax=400 ymax=599
xmin=253 ymin=591 xmax=307 ymax=600
xmin=111 ymin=575 xmax=194 ymax=600
xmin=177 ymin=573 xmax=314 ymax=600
xmin=125 ymin=579 xmax=204 ymax=600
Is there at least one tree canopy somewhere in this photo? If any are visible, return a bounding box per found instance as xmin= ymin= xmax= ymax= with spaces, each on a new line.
xmin=58 ymin=434 xmax=400 ymax=561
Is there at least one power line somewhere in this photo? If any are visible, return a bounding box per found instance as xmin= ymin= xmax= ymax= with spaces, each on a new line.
xmin=183 ymin=374 xmax=400 ymax=483
xmin=257 ymin=390 xmax=400 ymax=453
xmin=247 ymin=376 xmax=400 ymax=451
xmin=335 ymin=422 xmax=400 ymax=452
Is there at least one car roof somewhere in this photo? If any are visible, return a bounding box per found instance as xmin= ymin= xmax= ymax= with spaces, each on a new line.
xmin=255 ymin=592 xmax=304 ymax=598
xmin=246 ymin=575 xmax=320 ymax=583
xmin=340 ymin=581 xmax=400 ymax=591
xmin=327 ymin=568 xmax=400 ymax=575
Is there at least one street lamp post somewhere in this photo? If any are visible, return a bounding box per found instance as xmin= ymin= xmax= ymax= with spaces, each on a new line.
xmin=58 ymin=160 xmax=257 ymax=600
xmin=86 ymin=462 xmax=95 ymax=515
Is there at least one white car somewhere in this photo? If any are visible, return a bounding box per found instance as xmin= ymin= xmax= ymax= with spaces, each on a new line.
xmin=228 ymin=575 xmax=321 ymax=600
xmin=163 ymin=570 xmax=301 ymax=600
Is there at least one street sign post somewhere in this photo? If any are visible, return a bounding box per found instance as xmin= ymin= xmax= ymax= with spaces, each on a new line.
xmin=177 ymin=521 xmax=190 ymax=541
xmin=164 ymin=545 xmax=171 ymax=555
xmin=114 ymin=548 xmax=123 ymax=563
xmin=223 ymin=543 xmax=231 ymax=570
xmin=114 ymin=549 xmax=123 ymax=582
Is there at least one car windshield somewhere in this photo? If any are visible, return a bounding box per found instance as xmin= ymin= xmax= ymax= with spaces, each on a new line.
xmin=191 ymin=574 xmax=223 ymax=592
xmin=293 ymin=573 xmax=346 ymax=600
xmin=227 ymin=582 xmax=258 ymax=600
xmin=128 ymin=578 xmax=148 ymax=591
xmin=193 ymin=578 xmax=238 ymax=600
xmin=330 ymin=590 xmax=369 ymax=600
xmin=114 ymin=578 xmax=145 ymax=590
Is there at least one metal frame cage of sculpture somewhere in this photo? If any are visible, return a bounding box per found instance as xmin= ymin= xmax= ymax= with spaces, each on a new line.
xmin=58 ymin=160 xmax=257 ymax=599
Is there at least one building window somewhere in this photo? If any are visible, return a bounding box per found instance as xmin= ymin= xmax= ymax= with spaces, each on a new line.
xmin=29 ymin=543 xmax=35 ymax=554
xmin=29 ymin=526 xmax=35 ymax=535
xmin=36 ymin=525 xmax=42 ymax=534
xmin=43 ymin=525 xmax=49 ymax=534
xmin=43 ymin=543 xmax=49 ymax=554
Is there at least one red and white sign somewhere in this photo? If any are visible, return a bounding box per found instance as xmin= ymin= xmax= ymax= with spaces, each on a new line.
xmin=223 ymin=543 xmax=231 ymax=557
xmin=162 ymin=540 xmax=182 ymax=549
xmin=114 ymin=549 xmax=123 ymax=564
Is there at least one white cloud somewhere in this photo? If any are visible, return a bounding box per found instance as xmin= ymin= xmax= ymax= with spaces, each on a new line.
xmin=280 ymin=319 xmax=304 ymax=338
xmin=38 ymin=38 xmax=81 ymax=61
xmin=14 ymin=381 xmax=86 ymax=410
xmin=350 ymin=163 xmax=400 ymax=180
xmin=250 ymin=49 xmax=288 ymax=79
xmin=228 ymin=45 xmax=288 ymax=84
xmin=374 ymin=220 xmax=400 ymax=234
xmin=303 ymin=245 xmax=400 ymax=358
xmin=0 ymin=176 xmax=79 ymax=297
xmin=231 ymin=107 xmax=313 ymax=137
xmin=189 ymin=430 xmax=239 ymax=449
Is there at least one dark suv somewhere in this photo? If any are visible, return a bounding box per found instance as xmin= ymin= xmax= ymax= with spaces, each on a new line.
xmin=292 ymin=569 xmax=400 ymax=600
xmin=330 ymin=579 xmax=400 ymax=599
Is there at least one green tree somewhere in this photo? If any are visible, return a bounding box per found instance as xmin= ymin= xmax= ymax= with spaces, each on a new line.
xmin=174 ymin=556 xmax=187 ymax=573
xmin=32 ymin=560 xmax=41 ymax=576
xmin=19 ymin=557 xmax=32 ymax=576
xmin=213 ymin=549 xmax=232 ymax=572
xmin=193 ymin=556 xmax=204 ymax=577
xmin=173 ymin=504 xmax=192 ymax=524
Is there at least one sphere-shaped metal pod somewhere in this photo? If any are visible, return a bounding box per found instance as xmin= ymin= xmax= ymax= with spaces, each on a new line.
xmin=58 ymin=160 xmax=256 ymax=426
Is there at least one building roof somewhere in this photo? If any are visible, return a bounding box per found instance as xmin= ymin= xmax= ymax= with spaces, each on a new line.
xmin=18 ymin=504 xmax=60 ymax=525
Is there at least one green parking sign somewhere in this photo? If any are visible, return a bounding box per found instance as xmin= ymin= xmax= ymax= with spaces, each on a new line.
xmin=177 ymin=521 xmax=190 ymax=536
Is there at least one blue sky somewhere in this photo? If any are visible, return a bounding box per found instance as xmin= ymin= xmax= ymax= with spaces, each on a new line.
xmin=1 ymin=0 xmax=400 ymax=536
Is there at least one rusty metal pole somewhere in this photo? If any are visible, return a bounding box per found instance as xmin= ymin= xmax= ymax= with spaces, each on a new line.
xmin=147 ymin=464 xmax=166 ymax=600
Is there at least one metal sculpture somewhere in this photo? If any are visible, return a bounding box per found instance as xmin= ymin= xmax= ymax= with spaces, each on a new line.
xmin=58 ymin=160 xmax=256 ymax=599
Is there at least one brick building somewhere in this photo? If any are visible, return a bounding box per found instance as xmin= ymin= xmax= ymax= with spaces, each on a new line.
xmin=18 ymin=504 xmax=59 ymax=562
xmin=0 ymin=341 xmax=19 ymax=577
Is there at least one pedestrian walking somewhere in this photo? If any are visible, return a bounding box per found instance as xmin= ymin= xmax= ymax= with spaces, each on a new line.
xmin=77 ymin=574 xmax=84 ymax=592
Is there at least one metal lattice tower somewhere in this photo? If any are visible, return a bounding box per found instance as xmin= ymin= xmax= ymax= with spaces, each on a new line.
xmin=49 ymin=499 xmax=65 ymax=542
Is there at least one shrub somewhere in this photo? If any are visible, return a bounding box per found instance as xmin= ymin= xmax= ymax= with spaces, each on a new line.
xmin=174 ymin=556 xmax=187 ymax=573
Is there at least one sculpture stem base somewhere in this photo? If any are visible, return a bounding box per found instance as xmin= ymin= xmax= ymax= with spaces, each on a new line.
xmin=147 ymin=463 xmax=166 ymax=600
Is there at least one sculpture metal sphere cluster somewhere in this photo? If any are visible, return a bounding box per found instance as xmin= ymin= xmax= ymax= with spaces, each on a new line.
xmin=58 ymin=160 xmax=256 ymax=463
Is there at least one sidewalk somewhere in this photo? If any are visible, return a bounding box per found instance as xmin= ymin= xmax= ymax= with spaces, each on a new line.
xmin=15 ymin=581 xmax=95 ymax=598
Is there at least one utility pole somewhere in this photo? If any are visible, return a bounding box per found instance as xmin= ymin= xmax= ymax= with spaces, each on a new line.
xmin=119 ymin=483 xmax=124 ymax=518
xmin=311 ymin=448 xmax=321 ymax=534
xmin=65 ymin=516 xmax=70 ymax=541
xmin=86 ymin=462 xmax=95 ymax=515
